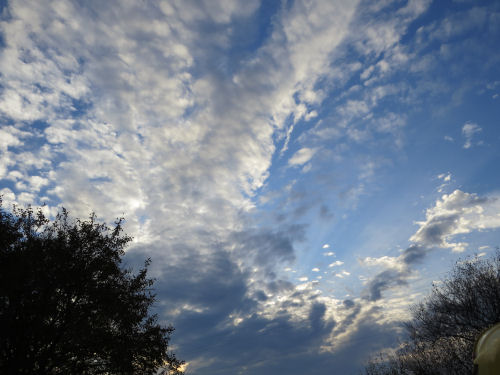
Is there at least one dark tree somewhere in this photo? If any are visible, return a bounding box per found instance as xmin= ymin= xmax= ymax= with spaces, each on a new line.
xmin=364 ymin=251 xmax=500 ymax=375
xmin=0 ymin=202 xmax=184 ymax=374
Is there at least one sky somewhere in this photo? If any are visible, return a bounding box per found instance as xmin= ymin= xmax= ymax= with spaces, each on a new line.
xmin=1 ymin=0 xmax=500 ymax=373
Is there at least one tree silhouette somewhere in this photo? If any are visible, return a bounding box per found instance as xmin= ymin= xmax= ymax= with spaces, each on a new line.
xmin=364 ymin=251 xmax=500 ymax=375
xmin=0 ymin=201 xmax=183 ymax=374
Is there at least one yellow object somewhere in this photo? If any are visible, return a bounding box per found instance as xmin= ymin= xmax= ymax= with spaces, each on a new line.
xmin=474 ymin=323 xmax=500 ymax=375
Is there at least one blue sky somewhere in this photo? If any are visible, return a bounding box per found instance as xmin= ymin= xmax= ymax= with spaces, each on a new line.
xmin=1 ymin=0 xmax=500 ymax=373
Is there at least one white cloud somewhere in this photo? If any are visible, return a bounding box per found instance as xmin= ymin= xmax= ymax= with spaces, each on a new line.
xmin=304 ymin=110 xmax=318 ymax=121
xmin=0 ymin=0 xmax=490 ymax=372
xmin=361 ymin=256 xmax=405 ymax=271
xmin=0 ymin=4 xmax=363 ymax=357
xmin=301 ymin=163 xmax=312 ymax=174
xmin=437 ymin=172 xmax=451 ymax=182
xmin=28 ymin=176 xmax=50 ymax=192
xmin=462 ymin=122 xmax=482 ymax=149
xmin=312 ymin=267 xmax=320 ymax=272
xmin=335 ymin=270 xmax=351 ymax=278
xmin=322 ymin=244 xmax=330 ymax=248
xmin=328 ymin=260 xmax=344 ymax=267
xmin=410 ymin=190 xmax=500 ymax=252
xmin=444 ymin=135 xmax=454 ymax=142
xmin=288 ymin=147 xmax=318 ymax=166
xmin=0 ymin=0 xmax=278 ymax=226
xmin=437 ymin=172 xmax=452 ymax=192
xmin=0 ymin=127 xmax=23 ymax=152
xmin=0 ymin=188 xmax=16 ymax=208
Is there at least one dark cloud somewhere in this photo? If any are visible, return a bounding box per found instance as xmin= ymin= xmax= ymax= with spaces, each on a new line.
xmin=253 ymin=290 xmax=268 ymax=301
xmin=266 ymin=279 xmax=295 ymax=294
xmin=309 ymin=302 xmax=329 ymax=332
xmin=203 ymin=305 xmax=402 ymax=375
xmin=362 ymin=245 xmax=427 ymax=301
xmin=364 ymin=268 xmax=408 ymax=301
xmin=329 ymin=307 xmax=403 ymax=373
xmin=231 ymin=225 xmax=306 ymax=272
xmin=122 ymin=216 xmax=346 ymax=373
xmin=125 ymin=244 xmax=252 ymax=316
xmin=125 ymin=237 xmax=406 ymax=375
xmin=413 ymin=214 xmax=460 ymax=247
xmin=343 ymin=299 xmax=355 ymax=309
xmin=184 ymin=312 xmax=336 ymax=375
xmin=138 ymin=249 xmax=394 ymax=374
xmin=410 ymin=191 xmax=495 ymax=250
xmin=129 ymin=253 xmax=339 ymax=374
xmin=401 ymin=244 xmax=427 ymax=265
xmin=334 ymin=303 xmax=362 ymax=337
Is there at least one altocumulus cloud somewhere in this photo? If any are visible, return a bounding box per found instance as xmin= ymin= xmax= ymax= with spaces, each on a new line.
xmin=0 ymin=0 xmax=374 ymax=372
xmin=1 ymin=0 xmax=500 ymax=374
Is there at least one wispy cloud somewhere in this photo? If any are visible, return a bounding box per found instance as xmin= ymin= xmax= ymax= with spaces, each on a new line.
xmin=288 ymin=147 xmax=318 ymax=166
xmin=329 ymin=260 xmax=344 ymax=267
xmin=462 ymin=122 xmax=482 ymax=149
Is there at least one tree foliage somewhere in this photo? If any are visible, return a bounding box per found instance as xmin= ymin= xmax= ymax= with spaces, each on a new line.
xmin=364 ymin=251 xmax=500 ymax=375
xmin=0 ymin=202 xmax=183 ymax=374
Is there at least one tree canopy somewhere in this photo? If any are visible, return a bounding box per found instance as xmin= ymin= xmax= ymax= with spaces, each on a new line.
xmin=0 ymin=202 xmax=183 ymax=374
xmin=364 ymin=251 xmax=500 ymax=375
